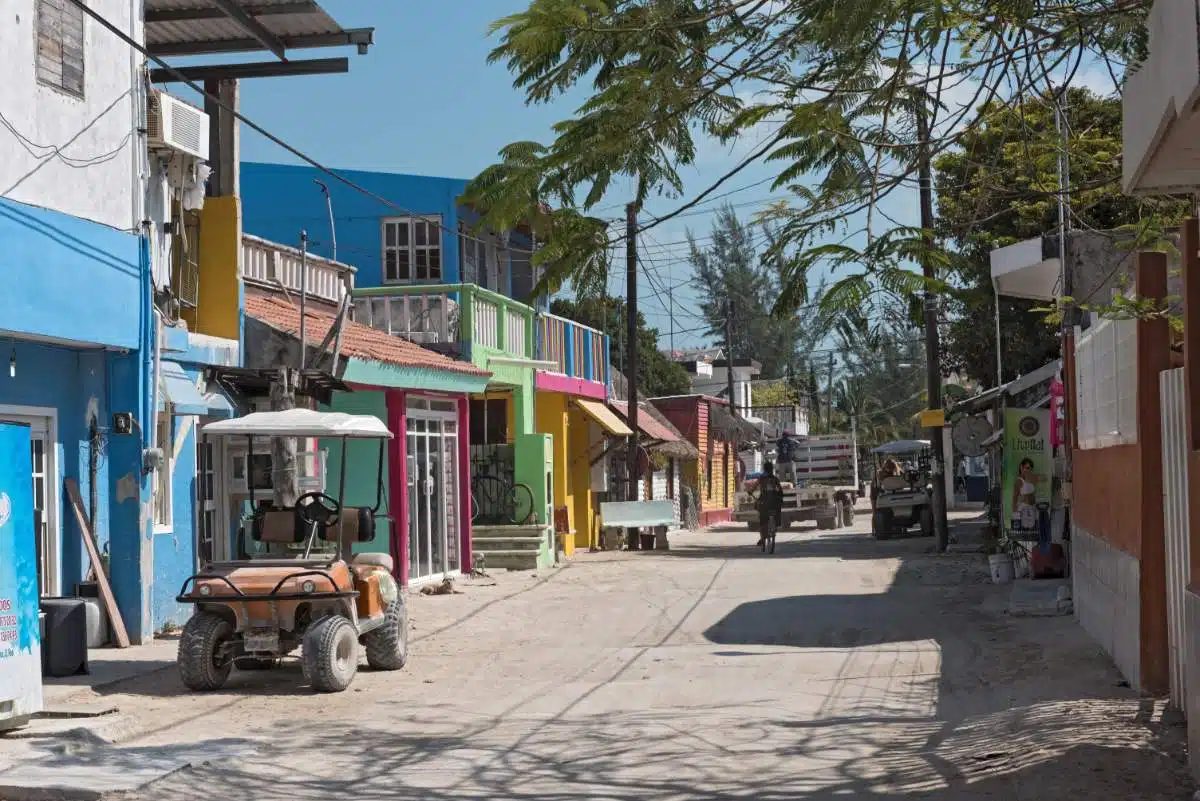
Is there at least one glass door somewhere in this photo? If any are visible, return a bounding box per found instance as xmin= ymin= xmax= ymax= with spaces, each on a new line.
xmin=406 ymin=412 xmax=462 ymax=581
xmin=442 ymin=425 xmax=460 ymax=573
xmin=29 ymin=431 xmax=50 ymax=596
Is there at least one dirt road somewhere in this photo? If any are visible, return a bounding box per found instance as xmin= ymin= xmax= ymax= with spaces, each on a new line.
xmin=22 ymin=516 xmax=1197 ymax=799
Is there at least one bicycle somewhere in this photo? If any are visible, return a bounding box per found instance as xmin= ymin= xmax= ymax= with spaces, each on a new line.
xmin=471 ymin=473 xmax=535 ymax=525
xmin=760 ymin=511 xmax=777 ymax=554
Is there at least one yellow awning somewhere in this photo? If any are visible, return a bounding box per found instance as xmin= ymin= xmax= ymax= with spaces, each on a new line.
xmin=575 ymin=399 xmax=633 ymax=436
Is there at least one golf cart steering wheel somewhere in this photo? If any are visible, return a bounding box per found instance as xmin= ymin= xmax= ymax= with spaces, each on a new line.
xmin=295 ymin=491 xmax=341 ymax=527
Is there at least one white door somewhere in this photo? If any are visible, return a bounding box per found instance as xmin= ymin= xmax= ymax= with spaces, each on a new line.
xmin=0 ymin=410 xmax=57 ymax=596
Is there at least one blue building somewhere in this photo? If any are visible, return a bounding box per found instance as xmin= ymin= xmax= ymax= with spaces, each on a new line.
xmin=241 ymin=163 xmax=615 ymax=566
xmin=1 ymin=0 xmax=375 ymax=642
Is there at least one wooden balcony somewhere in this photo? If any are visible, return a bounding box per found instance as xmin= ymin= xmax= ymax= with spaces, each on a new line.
xmin=352 ymin=283 xmax=535 ymax=363
xmin=242 ymin=234 xmax=355 ymax=305
xmin=537 ymin=313 xmax=608 ymax=385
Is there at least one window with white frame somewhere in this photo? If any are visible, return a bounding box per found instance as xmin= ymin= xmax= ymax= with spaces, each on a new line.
xmin=36 ymin=0 xmax=86 ymax=98
xmin=458 ymin=222 xmax=492 ymax=287
xmin=382 ymin=216 xmax=442 ymax=283
xmin=1074 ymin=316 xmax=1138 ymax=449
xmin=153 ymin=411 xmax=172 ymax=529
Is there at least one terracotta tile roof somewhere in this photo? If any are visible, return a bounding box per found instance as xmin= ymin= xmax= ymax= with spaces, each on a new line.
xmin=245 ymin=293 xmax=489 ymax=377
xmin=611 ymin=400 xmax=680 ymax=442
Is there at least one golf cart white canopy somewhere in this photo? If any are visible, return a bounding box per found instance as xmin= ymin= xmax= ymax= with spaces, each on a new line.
xmin=202 ymin=409 xmax=393 ymax=439
xmin=871 ymin=439 xmax=930 ymax=455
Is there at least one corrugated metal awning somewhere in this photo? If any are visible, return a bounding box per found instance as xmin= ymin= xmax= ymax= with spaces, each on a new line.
xmin=145 ymin=0 xmax=373 ymax=58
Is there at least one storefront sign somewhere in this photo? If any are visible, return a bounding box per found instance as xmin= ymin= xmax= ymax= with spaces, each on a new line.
xmin=1002 ymin=408 xmax=1052 ymax=533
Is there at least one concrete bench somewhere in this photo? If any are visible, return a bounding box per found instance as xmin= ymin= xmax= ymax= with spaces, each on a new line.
xmin=598 ymin=500 xmax=679 ymax=551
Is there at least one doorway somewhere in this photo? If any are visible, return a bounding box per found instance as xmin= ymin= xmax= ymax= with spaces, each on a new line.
xmin=406 ymin=397 xmax=461 ymax=583
xmin=0 ymin=406 xmax=58 ymax=597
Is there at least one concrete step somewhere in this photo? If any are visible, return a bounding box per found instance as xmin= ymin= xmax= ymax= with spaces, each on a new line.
xmin=472 ymin=536 xmax=543 ymax=551
xmin=472 ymin=523 xmax=546 ymax=539
xmin=473 ymin=549 xmax=542 ymax=571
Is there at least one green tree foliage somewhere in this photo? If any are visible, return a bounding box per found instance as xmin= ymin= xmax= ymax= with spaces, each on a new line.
xmin=549 ymin=296 xmax=692 ymax=396
xmin=464 ymin=0 xmax=1148 ymax=315
xmin=751 ymin=380 xmax=797 ymax=407
xmin=687 ymin=205 xmax=824 ymax=380
xmin=934 ymin=87 xmax=1189 ymax=387
xmin=832 ymin=310 xmax=927 ymax=447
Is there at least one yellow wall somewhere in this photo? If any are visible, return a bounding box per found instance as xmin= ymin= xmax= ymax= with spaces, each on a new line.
xmin=700 ymin=440 xmax=734 ymax=512
xmin=567 ymin=404 xmax=596 ymax=551
xmin=182 ymin=195 xmax=241 ymax=340
xmin=535 ymin=392 xmax=574 ymax=553
xmin=533 ymin=393 xmax=600 ymax=556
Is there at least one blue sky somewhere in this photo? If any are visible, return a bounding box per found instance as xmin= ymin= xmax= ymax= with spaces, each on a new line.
xmin=226 ymin=1 xmax=832 ymax=352
xmin=228 ymin=2 xmax=1117 ymax=357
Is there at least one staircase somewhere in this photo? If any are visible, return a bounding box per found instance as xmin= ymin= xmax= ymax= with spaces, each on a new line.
xmin=471 ymin=523 xmax=553 ymax=571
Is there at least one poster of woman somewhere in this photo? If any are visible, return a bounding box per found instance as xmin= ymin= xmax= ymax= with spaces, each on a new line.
xmin=1002 ymin=409 xmax=1052 ymax=534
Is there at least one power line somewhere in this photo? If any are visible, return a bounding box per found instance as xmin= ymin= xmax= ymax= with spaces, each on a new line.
xmin=69 ymin=0 xmax=536 ymax=256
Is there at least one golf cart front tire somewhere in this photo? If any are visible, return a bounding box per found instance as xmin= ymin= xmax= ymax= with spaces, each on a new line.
xmin=872 ymin=510 xmax=894 ymax=540
xmin=364 ymin=598 xmax=409 ymax=671
xmin=179 ymin=611 xmax=233 ymax=691
xmin=303 ymin=615 xmax=359 ymax=693
xmin=919 ymin=506 xmax=935 ymax=537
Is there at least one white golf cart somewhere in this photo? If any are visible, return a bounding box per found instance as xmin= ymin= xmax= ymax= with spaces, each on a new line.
xmin=869 ymin=439 xmax=934 ymax=540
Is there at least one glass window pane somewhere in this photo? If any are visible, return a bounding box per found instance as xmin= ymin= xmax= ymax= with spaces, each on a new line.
xmin=385 ymin=223 xmax=396 ymax=247
xmin=398 ymin=249 xmax=411 ymax=280
xmin=414 ymin=221 xmax=427 ymax=247
xmin=384 ymin=250 xmax=397 ymax=281
xmin=429 ymin=248 xmax=441 ymax=279
xmin=397 ymin=221 xmax=409 ymax=247
xmin=415 ymin=249 xmax=428 ymax=280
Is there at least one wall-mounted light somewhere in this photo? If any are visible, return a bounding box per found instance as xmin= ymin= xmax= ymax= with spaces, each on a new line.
xmin=8 ymin=348 xmax=14 ymax=378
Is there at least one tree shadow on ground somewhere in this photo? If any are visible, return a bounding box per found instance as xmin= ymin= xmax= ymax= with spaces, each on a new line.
xmin=109 ymin=706 xmax=1191 ymax=800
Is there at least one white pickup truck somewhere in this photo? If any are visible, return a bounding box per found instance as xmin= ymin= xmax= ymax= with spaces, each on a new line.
xmin=733 ymin=434 xmax=861 ymax=530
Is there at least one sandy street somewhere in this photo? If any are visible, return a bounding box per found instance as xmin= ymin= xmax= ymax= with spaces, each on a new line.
xmin=11 ymin=512 xmax=1194 ymax=800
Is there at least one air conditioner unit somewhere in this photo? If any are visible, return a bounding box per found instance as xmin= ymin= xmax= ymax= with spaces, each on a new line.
xmin=147 ymin=89 xmax=210 ymax=160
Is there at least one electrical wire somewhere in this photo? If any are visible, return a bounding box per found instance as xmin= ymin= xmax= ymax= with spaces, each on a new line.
xmin=67 ymin=0 xmax=536 ymax=256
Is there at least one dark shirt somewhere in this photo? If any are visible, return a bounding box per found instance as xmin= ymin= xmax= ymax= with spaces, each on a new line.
xmin=755 ymin=474 xmax=785 ymax=514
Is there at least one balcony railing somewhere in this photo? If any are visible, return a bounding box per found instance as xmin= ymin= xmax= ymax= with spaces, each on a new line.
xmin=537 ymin=313 xmax=607 ymax=384
xmin=242 ymin=234 xmax=355 ymax=305
xmin=353 ymin=283 xmax=534 ymax=360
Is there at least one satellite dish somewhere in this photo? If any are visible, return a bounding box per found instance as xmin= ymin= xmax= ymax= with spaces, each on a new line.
xmin=952 ymin=415 xmax=992 ymax=457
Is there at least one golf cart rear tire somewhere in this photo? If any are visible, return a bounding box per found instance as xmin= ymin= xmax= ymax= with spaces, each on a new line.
xmin=872 ymin=510 xmax=894 ymax=541
xmin=919 ymin=506 xmax=935 ymax=537
xmin=364 ymin=599 xmax=409 ymax=671
xmin=179 ymin=611 xmax=233 ymax=691
xmin=303 ymin=616 xmax=359 ymax=693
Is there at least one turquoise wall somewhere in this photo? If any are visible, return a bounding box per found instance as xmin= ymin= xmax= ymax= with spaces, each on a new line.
xmin=324 ymin=391 xmax=390 ymax=555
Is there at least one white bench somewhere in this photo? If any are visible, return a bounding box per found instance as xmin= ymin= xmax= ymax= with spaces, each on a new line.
xmin=598 ymin=500 xmax=679 ymax=551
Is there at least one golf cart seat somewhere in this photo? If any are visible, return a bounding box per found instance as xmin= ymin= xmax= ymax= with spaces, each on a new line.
xmin=353 ymin=552 xmax=394 ymax=572
xmin=315 ymin=507 xmax=379 ymax=548
xmin=879 ymin=476 xmax=909 ymax=491
xmin=250 ymin=508 xmax=306 ymax=544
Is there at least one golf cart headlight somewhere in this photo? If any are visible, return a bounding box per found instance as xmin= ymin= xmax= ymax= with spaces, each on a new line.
xmin=301 ymin=580 xmax=316 ymax=594
xmin=198 ymin=584 xmax=212 ymax=597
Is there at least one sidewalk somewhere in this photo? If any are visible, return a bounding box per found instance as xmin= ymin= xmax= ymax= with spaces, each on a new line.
xmin=0 ymin=567 xmax=570 ymax=800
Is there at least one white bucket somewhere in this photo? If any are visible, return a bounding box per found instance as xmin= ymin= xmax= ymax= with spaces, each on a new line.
xmin=988 ymin=553 xmax=1015 ymax=584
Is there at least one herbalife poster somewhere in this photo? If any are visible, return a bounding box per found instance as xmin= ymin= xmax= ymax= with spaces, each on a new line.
xmin=1002 ymin=408 xmax=1052 ymax=533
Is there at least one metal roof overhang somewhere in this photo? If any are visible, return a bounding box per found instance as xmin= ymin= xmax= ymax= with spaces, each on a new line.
xmin=145 ymin=0 xmax=374 ymax=82
xmin=989 ymin=236 xmax=1060 ymax=302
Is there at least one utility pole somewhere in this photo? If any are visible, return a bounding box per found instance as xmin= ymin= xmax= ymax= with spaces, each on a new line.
xmin=315 ymin=180 xmax=337 ymax=262
xmin=668 ymin=284 xmax=675 ymax=356
xmin=917 ymin=109 xmax=950 ymax=552
xmin=724 ymin=299 xmax=737 ymax=417
xmin=826 ymin=352 xmax=834 ymax=432
xmin=624 ymin=204 xmax=641 ymax=551
xmin=298 ymin=229 xmax=308 ymax=369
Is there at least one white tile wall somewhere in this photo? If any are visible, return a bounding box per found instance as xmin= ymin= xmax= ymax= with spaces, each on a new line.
xmin=1073 ymin=525 xmax=1141 ymax=689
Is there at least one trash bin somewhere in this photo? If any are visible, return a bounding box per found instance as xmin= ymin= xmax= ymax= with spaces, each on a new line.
xmin=39 ymin=598 xmax=89 ymax=678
